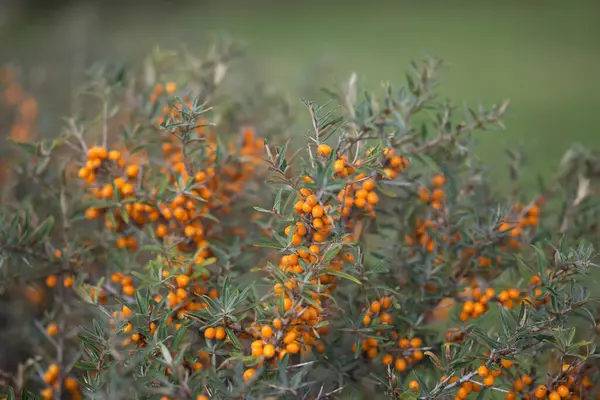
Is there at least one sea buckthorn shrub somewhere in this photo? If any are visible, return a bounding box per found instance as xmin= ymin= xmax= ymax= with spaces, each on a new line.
xmin=1 ymin=44 xmax=600 ymax=400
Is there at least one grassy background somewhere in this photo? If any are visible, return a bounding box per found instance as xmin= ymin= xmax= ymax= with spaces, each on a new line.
xmin=2 ymin=0 xmax=600 ymax=186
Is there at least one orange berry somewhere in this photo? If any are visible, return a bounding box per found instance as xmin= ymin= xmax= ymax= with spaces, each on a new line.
xmin=506 ymin=391 xmax=516 ymax=400
xmin=312 ymin=205 xmax=324 ymax=218
xmin=286 ymin=341 xmax=300 ymax=354
xmin=382 ymin=354 xmax=393 ymax=365
xmin=46 ymin=322 xmax=58 ymax=336
xmin=477 ymin=366 xmax=489 ymax=377
xmin=548 ymin=392 xmax=560 ymax=400
xmin=409 ymin=380 xmax=420 ymax=392
xmin=534 ymin=385 xmax=547 ymax=399
xmin=184 ymin=225 xmax=196 ymax=237
xmin=483 ymin=375 xmax=494 ymax=386
xmin=556 ymin=385 xmax=569 ymax=398
xmin=243 ymin=368 xmax=256 ymax=382
xmin=514 ymin=379 xmax=524 ymax=392
xmin=122 ymin=285 xmax=135 ymax=296
xmin=46 ymin=275 xmax=57 ymax=288
xmin=251 ymin=345 xmax=263 ymax=358
xmin=413 ymin=350 xmax=423 ymax=361
xmin=204 ymin=327 xmax=216 ymax=340
xmin=522 ymin=375 xmax=532 ymax=385
xmin=63 ymin=276 xmax=73 ymax=288
xmin=121 ymin=183 xmax=134 ymax=196
xmin=500 ymin=359 xmax=514 ymax=369
xmin=410 ymin=337 xmax=422 ymax=348
xmin=263 ymin=344 xmax=276 ymax=359
xmin=215 ymin=327 xmax=226 ymax=341
xmin=261 ymin=325 xmax=273 ymax=339
xmin=431 ymin=188 xmax=446 ymax=201
xmin=334 ymin=159 xmax=345 ymax=173
xmin=40 ymin=388 xmax=53 ymax=400
xmin=64 ymin=376 xmax=78 ymax=390
xmin=77 ymin=167 xmax=89 ymax=179
xmin=366 ymin=192 xmax=379 ymax=205
xmin=176 ymin=275 xmax=190 ymax=288
xmin=125 ymin=164 xmax=140 ymax=179
xmin=362 ymin=178 xmax=375 ymax=191
xmin=197 ymin=396 xmax=209 ymax=400
xmin=165 ymin=82 xmax=177 ymax=94
xmin=394 ymin=358 xmax=407 ymax=372
xmin=108 ymin=150 xmax=121 ymax=161
xmin=432 ymin=174 xmax=446 ymax=187
xmin=457 ymin=387 xmax=468 ymax=399
xmin=371 ymin=301 xmax=381 ymax=314
xmin=317 ymin=144 xmax=331 ymax=155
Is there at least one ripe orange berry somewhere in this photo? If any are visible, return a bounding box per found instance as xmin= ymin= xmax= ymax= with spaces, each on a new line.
xmin=46 ymin=322 xmax=58 ymax=336
xmin=362 ymin=178 xmax=375 ymax=191
xmin=394 ymin=358 xmax=407 ymax=372
xmin=382 ymin=354 xmax=393 ymax=365
xmin=514 ymin=379 xmax=524 ymax=392
xmin=40 ymin=388 xmax=53 ymax=400
xmin=204 ymin=327 xmax=216 ymax=340
xmin=64 ymin=376 xmax=78 ymax=390
xmin=334 ymin=159 xmax=345 ymax=173
xmin=215 ymin=327 xmax=226 ymax=341
xmin=283 ymin=298 xmax=293 ymax=311
xmin=63 ymin=276 xmax=73 ymax=288
xmin=121 ymin=183 xmax=134 ymax=196
xmin=506 ymin=391 xmax=516 ymax=400
xmin=156 ymin=224 xmax=168 ymax=237
xmin=125 ymin=164 xmax=139 ymax=179
xmin=477 ymin=366 xmax=489 ymax=377
xmin=548 ymin=392 xmax=560 ymax=400
xmin=483 ymin=375 xmax=494 ymax=386
xmin=410 ymin=337 xmax=422 ymax=348
xmin=366 ymin=192 xmax=379 ymax=205
xmin=371 ymin=301 xmax=381 ymax=313
xmin=263 ymin=344 xmax=276 ymax=359
xmin=311 ymin=205 xmax=324 ymax=218
xmin=197 ymin=396 xmax=209 ymax=400
xmin=286 ymin=341 xmax=300 ymax=354
xmin=409 ymin=380 xmax=420 ymax=392
xmin=556 ymin=385 xmax=569 ymax=398
xmin=500 ymin=359 xmax=514 ymax=369
xmin=457 ymin=387 xmax=468 ymax=399
xmin=261 ymin=325 xmax=273 ymax=339
xmin=432 ymin=174 xmax=446 ymax=187
xmin=317 ymin=144 xmax=331 ymax=155
xmin=251 ymin=345 xmax=263 ymax=358
xmin=534 ymin=385 xmax=547 ymax=399
xmin=176 ymin=274 xmax=190 ymax=288
xmin=522 ymin=375 xmax=532 ymax=385
xmin=243 ymin=368 xmax=256 ymax=382
xmin=165 ymin=81 xmax=177 ymax=94
xmin=184 ymin=225 xmax=196 ymax=237
xmin=46 ymin=275 xmax=57 ymax=288
xmin=122 ymin=285 xmax=135 ymax=296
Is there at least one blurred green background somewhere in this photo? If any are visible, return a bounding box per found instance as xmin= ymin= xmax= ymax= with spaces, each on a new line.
xmin=2 ymin=0 xmax=599 ymax=186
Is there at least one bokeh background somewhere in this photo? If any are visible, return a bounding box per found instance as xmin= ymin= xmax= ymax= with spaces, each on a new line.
xmin=2 ymin=0 xmax=600 ymax=186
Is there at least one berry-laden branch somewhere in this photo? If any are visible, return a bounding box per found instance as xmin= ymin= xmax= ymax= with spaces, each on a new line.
xmin=0 ymin=45 xmax=599 ymax=400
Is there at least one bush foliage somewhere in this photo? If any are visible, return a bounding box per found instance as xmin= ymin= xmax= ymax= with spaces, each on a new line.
xmin=1 ymin=40 xmax=600 ymax=400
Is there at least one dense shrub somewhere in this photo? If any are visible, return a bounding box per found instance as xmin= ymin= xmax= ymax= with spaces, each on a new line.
xmin=1 ymin=40 xmax=600 ymax=400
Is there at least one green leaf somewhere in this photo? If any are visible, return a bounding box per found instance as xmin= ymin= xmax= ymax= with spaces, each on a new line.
xmin=325 ymin=269 xmax=362 ymax=285
xmin=253 ymin=206 xmax=273 ymax=214
xmin=323 ymin=243 xmax=343 ymax=263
